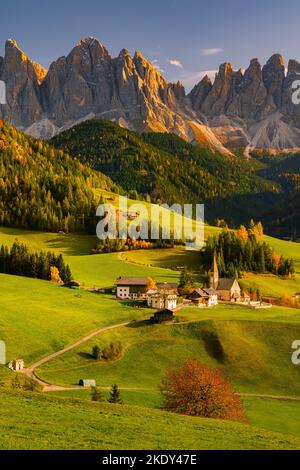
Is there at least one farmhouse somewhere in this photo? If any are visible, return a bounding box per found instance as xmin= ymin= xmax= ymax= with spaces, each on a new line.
xmin=189 ymin=288 xmax=218 ymax=307
xmin=210 ymin=256 xmax=241 ymax=301
xmin=147 ymin=282 xmax=178 ymax=310
xmin=147 ymin=292 xmax=177 ymax=310
xmin=116 ymin=277 xmax=149 ymax=299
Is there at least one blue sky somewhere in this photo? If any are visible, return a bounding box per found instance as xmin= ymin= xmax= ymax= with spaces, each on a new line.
xmin=1 ymin=0 xmax=300 ymax=90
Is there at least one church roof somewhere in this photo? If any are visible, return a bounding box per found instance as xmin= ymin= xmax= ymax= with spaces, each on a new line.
xmin=217 ymin=278 xmax=237 ymax=290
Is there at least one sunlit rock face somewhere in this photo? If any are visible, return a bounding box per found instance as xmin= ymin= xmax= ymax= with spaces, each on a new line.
xmin=1 ymin=38 xmax=300 ymax=153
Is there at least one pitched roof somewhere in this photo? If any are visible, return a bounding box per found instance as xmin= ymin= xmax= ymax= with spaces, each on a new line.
xmin=217 ymin=278 xmax=238 ymax=290
xmin=202 ymin=287 xmax=218 ymax=296
xmin=190 ymin=288 xmax=209 ymax=298
xmin=154 ymin=309 xmax=174 ymax=316
xmin=116 ymin=277 xmax=149 ymax=286
xmin=157 ymin=282 xmax=178 ymax=289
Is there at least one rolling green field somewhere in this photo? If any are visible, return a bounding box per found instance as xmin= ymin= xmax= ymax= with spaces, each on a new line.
xmin=243 ymin=397 xmax=300 ymax=439
xmin=37 ymin=304 xmax=300 ymax=396
xmin=0 ymin=273 xmax=151 ymax=365
xmin=1 ymin=226 xmax=298 ymax=294
xmin=1 ymin=225 xmax=300 ymax=449
xmin=1 ymin=390 xmax=300 ymax=450
xmin=0 ymin=227 xmax=180 ymax=288
xmin=47 ymin=390 xmax=300 ymax=440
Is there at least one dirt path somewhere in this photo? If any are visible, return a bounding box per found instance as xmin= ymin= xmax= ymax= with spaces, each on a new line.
xmin=239 ymin=392 xmax=300 ymax=401
xmin=20 ymin=320 xmax=140 ymax=391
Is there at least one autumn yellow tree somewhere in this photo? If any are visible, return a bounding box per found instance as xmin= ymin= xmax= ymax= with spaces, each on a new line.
xmin=147 ymin=277 xmax=157 ymax=290
xmin=238 ymin=225 xmax=248 ymax=241
xmin=50 ymin=266 xmax=62 ymax=284
xmin=272 ymin=252 xmax=281 ymax=274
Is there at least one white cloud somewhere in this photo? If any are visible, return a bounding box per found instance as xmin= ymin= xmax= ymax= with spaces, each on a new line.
xmin=202 ymin=48 xmax=223 ymax=56
xmin=168 ymin=59 xmax=183 ymax=68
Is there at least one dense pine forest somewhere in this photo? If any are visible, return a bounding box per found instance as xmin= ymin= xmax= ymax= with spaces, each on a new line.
xmin=0 ymin=120 xmax=119 ymax=233
xmin=0 ymin=118 xmax=299 ymax=238
xmin=51 ymin=119 xmax=281 ymax=224
xmin=201 ymin=222 xmax=295 ymax=278
xmin=0 ymin=241 xmax=72 ymax=283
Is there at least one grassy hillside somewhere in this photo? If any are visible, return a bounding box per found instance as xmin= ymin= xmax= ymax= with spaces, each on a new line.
xmin=37 ymin=307 xmax=300 ymax=396
xmin=47 ymin=390 xmax=300 ymax=440
xmin=0 ymin=274 xmax=151 ymax=365
xmin=1 ymin=390 xmax=300 ymax=450
xmin=0 ymin=226 xmax=181 ymax=288
xmin=244 ymin=397 xmax=300 ymax=439
xmin=0 ymin=226 xmax=298 ymax=295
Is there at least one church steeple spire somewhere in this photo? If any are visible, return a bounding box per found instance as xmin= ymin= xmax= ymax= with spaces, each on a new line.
xmin=210 ymin=254 xmax=219 ymax=289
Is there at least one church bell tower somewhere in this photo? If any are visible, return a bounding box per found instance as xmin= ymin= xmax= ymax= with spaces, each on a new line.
xmin=209 ymin=255 xmax=219 ymax=289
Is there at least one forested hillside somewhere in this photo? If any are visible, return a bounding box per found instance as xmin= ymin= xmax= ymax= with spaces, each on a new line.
xmin=51 ymin=119 xmax=280 ymax=226
xmin=0 ymin=120 xmax=119 ymax=232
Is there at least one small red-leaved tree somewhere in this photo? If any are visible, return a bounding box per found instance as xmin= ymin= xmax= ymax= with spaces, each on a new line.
xmin=160 ymin=359 xmax=246 ymax=422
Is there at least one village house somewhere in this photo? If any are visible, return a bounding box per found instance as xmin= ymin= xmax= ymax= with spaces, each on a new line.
xmin=147 ymin=292 xmax=177 ymax=310
xmin=210 ymin=256 xmax=242 ymax=301
xmin=8 ymin=359 xmax=24 ymax=371
xmin=116 ymin=277 xmax=149 ymax=299
xmin=189 ymin=287 xmax=218 ymax=307
xmin=147 ymin=282 xmax=178 ymax=310
xmin=242 ymin=291 xmax=251 ymax=303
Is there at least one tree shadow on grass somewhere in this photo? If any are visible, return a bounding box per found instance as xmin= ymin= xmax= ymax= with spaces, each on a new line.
xmin=201 ymin=330 xmax=227 ymax=364
xmin=77 ymin=352 xmax=94 ymax=360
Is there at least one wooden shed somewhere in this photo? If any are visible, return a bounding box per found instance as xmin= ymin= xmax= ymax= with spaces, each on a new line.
xmin=150 ymin=309 xmax=174 ymax=324
xmin=79 ymin=379 xmax=96 ymax=388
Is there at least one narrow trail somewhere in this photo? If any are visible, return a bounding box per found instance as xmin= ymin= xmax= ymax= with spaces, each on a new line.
xmin=239 ymin=392 xmax=300 ymax=402
xmin=20 ymin=320 xmax=140 ymax=392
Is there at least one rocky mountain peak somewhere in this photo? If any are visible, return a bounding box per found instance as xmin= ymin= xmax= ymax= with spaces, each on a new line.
xmin=266 ymin=53 xmax=285 ymax=67
xmin=262 ymin=54 xmax=285 ymax=107
xmin=118 ymin=48 xmax=130 ymax=58
xmin=5 ymin=38 xmax=28 ymax=63
xmin=3 ymin=37 xmax=300 ymax=153
xmin=218 ymin=62 xmax=233 ymax=77
xmin=246 ymin=58 xmax=262 ymax=80
xmin=287 ymin=59 xmax=300 ymax=75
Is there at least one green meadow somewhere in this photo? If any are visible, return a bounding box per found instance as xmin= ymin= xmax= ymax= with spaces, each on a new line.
xmin=0 ymin=273 xmax=151 ymax=365
xmin=1 ymin=390 xmax=300 ymax=450
xmin=37 ymin=305 xmax=300 ymax=397
xmin=0 ymin=227 xmax=180 ymax=288
xmin=1 ymin=224 xmax=300 ymax=449
xmin=47 ymin=390 xmax=300 ymax=440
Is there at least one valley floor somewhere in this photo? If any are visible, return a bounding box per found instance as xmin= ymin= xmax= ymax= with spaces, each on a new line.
xmin=1 ymin=226 xmax=300 ymax=449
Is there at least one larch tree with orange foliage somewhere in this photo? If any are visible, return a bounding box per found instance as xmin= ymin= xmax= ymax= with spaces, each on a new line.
xmin=238 ymin=225 xmax=248 ymax=241
xmin=50 ymin=266 xmax=63 ymax=284
xmin=272 ymin=252 xmax=281 ymax=274
xmin=147 ymin=277 xmax=157 ymax=290
xmin=160 ymin=359 xmax=246 ymax=423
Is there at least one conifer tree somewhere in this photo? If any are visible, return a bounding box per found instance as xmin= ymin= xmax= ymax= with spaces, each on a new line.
xmin=108 ymin=384 xmax=123 ymax=404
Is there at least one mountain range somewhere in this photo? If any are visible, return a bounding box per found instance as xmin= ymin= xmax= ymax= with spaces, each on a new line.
xmin=2 ymin=37 xmax=300 ymax=154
